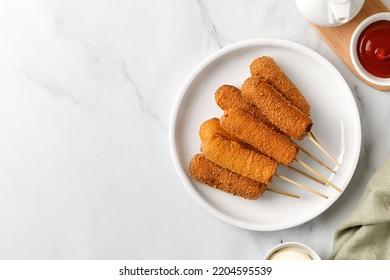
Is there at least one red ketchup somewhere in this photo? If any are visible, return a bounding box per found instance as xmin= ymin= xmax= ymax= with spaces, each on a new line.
xmin=357 ymin=20 xmax=390 ymax=78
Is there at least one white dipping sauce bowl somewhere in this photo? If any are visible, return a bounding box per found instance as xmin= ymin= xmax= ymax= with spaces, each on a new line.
xmin=263 ymin=242 xmax=321 ymax=260
xmin=350 ymin=12 xmax=390 ymax=87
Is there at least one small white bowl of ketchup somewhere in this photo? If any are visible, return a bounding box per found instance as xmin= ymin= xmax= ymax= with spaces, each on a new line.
xmin=350 ymin=12 xmax=390 ymax=87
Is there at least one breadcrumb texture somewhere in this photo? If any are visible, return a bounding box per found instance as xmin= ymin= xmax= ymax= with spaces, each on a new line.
xmin=220 ymin=108 xmax=298 ymax=165
xmin=201 ymin=133 xmax=278 ymax=184
xmin=189 ymin=154 xmax=266 ymax=200
xmin=242 ymin=76 xmax=312 ymax=140
xmin=250 ymin=56 xmax=311 ymax=115
xmin=215 ymin=84 xmax=279 ymax=130
xmin=199 ymin=118 xmax=236 ymax=142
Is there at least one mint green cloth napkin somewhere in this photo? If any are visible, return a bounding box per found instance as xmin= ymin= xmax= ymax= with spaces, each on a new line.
xmin=331 ymin=153 xmax=390 ymax=260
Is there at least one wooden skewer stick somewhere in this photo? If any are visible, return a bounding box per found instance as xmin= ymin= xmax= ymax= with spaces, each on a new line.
xmin=267 ymin=187 xmax=300 ymax=199
xmin=275 ymin=173 xmax=329 ymax=199
xmin=309 ymin=131 xmax=320 ymax=142
xmin=295 ymin=157 xmax=342 ymax=193
xmin=287 ymin=165 xmax=326 ymax=185
xmin=298 ymin=144 xmax=336 ymax=174
xmin=308 ymin=132 xmax=341 ymax=167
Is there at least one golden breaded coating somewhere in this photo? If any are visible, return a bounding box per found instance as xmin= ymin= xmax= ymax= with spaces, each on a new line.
xmin=220 ymin=108 xmax=298 ymax=165
xmin=199 ymin=118 xmax=236 ymax=142
xmin=201 ymin=133 xmax=278 ymax=184
xmin=215 ymin=84 xmax=277 ymax=129
xmin=199 ymin=117 xmax=257 ymax=151
xmin=242 ymin=76 xmax=312 ymax=140
xmin=189 ymin=154 xmax=267 ymax=200
xmin=250 ymin=56 xmax=311 ymax=115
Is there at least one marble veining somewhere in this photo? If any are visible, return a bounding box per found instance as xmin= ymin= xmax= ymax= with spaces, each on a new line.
xmin=196 ymin=0 xmax=225 ymax=49
xmin=21 ymin=70 xmax=80 ymax=105
xmin=0 ymin=0 xmax=389 ymax=260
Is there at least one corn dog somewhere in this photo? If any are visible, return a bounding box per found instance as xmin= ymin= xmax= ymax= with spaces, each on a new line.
xmin=200 ymin=117 xmax=251 ymax=147
xmin=189 ymin=153 xmax=267 ymax=200
xmin=242 ymin=76 xmax=312 ymax=140
xmin=201 ymin=133 xmax=278 ymax=184
xmin=220 ymin=108 xmax=299 ymax=166
xmin=215 ymin=84 xmax=282 ymax=131
xmin=250 ymin=56 xmax=311 ymax=115
xmin=199 ymin=117 xmax=326 ymax=183
xmin=200 ymin=117 xmax=272 ymax=155
xmin=199 ymin=118 xmax=236 ymax=142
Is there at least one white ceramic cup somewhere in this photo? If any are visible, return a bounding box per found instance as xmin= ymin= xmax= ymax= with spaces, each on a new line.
xmin=295 ymin=0 xmax=365 ymax=27
xmin=350 ymin=12 xmax=390 ymax=87
xmin=263 ymin=242 xmax=321 ymax=260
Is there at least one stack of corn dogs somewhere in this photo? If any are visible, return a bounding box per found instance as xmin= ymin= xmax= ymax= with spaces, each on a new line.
xmin=189 ymin=56 xmax=340 ymax=200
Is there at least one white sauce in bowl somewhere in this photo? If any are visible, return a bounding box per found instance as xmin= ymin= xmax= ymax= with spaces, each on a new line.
xmin=268 ymin=247 xmax=312 ymax=260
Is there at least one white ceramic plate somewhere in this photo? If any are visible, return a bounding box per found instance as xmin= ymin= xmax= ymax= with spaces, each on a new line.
xmin=169 ymin=39 xmax=361 ymax=231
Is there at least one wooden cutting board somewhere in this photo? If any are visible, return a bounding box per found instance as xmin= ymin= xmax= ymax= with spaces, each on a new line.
xmin=311 ymin=0 xmax=390 ymax=91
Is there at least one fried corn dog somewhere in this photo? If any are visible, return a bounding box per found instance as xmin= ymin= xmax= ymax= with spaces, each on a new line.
xmin=242 ymin=76 xmax=312 ymax=140
xmin=189 ymin=153 xmax=267 ymax=200
xmin=250 ymin=56 xmax=311 ymax=115
xmin=200 ymin=117 xmax=270 ymax=153
xmin=199 ymin=118 xmax=236 ymax=142
xmin=201 ymin=133 xmax=278 ymax=184
xmin=220 ymin=108 xmax=299 ymax=166
xmin=215 ymin=85 xmax=277 ymax=129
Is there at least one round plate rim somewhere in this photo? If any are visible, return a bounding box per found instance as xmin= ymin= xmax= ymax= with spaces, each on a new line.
xmin=169 ymin=38 xmax=361 ymax=231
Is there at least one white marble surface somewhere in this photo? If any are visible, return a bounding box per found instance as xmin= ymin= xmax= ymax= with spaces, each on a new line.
xmin=0 ymin=0 xmax=389 ymax=260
